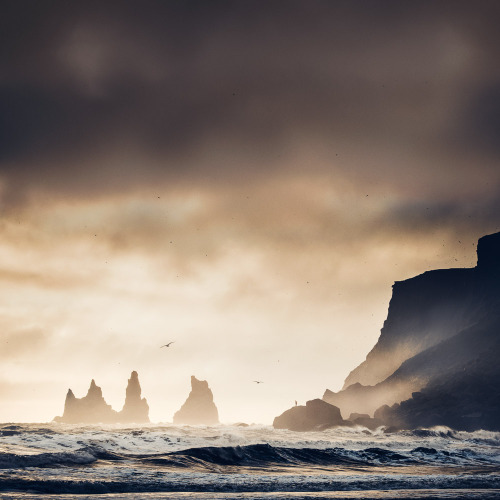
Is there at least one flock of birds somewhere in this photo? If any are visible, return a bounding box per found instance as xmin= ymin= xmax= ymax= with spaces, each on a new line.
xmin=160 ymin=341 xmax=263 ymax=384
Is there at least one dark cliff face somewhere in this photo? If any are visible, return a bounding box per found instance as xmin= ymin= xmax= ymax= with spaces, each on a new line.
xmin=380 ymin=313 xmax=500 ymax=431
xmin=322 ymin=231 xmax=500 ymax=428
xmin=477 ymin=232 xmax=500 ymax=274
xmin=343 ymin=233 xmax=500 ymax=391
xmin=173 ymin=376 xmax=219 ymax=425
xmin=54 ymin=371 xmax=149 ymax=424
xmin=342 ymin=268 xmax=480 ymax=389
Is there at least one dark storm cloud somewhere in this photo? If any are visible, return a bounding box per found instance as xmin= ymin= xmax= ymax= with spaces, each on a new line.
xmin=1 ymin=0 xmax=500 ymax=202
xmin=458 ymin=84 xmax=500 ymax=155
xmin=386 ymin=191 xmax=500 ymax=235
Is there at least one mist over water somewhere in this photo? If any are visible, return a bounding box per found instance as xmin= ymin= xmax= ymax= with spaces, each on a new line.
xmin=2 ymin=2 xmax=500 ymax=498
xmin=1 ymin=423 xmax=500 ymax=498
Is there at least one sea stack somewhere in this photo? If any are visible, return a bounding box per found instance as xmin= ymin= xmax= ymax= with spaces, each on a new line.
xmin=173 ymin=376 xmax=219 ymax=425
xmin=54 ymin=371 xmax=149 ymax=424
xmin=119 ymin=371 xmax=150 ymax=423
xmin=54 ymin=379 xmax=118 ymax=423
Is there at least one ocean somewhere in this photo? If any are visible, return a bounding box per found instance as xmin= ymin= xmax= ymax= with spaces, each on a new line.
xmin=1 ymin=423 xmax=500 ymax=499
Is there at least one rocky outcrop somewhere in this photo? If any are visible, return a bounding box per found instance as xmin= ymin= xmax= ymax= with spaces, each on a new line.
xmin=373 ymin=312 xmax=500 ymax=431
xmin=119 ymin=371 xmax=150 ymax=423
xmin=54 ymin=379 xmax=118 ymax=424
xmin=274 ymin=231 xmax=500 ymax=432
xmin=54 ymin=371 xmax=150 ymax=424
xmin=342 ymin=267 xmax=479 ymax=389
xmin=273 ymin=399 xmax=346 ymax=431
xmin=323 ymin=377 xmax=420 ymax=419
xmin=477 ymin=231 xmax=500 ymax=274
xmin=173 ymin=376 xmax=219 ymax=425
xmin=323 ymin=232 xmax=500 ymax=422
xmin=348 ymin=412 xmax=383 ymax=430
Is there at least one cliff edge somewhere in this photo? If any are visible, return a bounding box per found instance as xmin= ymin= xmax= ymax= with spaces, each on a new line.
xmin=275 ymin=231 xmax=500 ymax=431
xmin=321 ymin=232 xmax=500 ymax=420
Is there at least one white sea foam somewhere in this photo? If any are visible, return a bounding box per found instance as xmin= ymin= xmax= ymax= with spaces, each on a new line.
xmin=0 ymin=423 xmax=499 ymax=495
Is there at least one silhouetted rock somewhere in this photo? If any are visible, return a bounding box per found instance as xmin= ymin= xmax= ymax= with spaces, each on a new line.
xmin=54 ymin=371 xmax=149 ymax=424
xmin=345 ymin=412 xmax=382 ymax=430
xmin=323 ymin=231 xmax=500 ymax=424
xmin=323 ymin=378 xmax=417 ymax=420
xmin=119 ymin=371 xmax=150 ymax=423
xmin=373 ymin=319 xmax=500 ymax=431
xmin=342 ymin=267 xmax=479 ymax=389
xmin=273 ymin=399 xmax=345 ymax=431
xmin=477 ymin=231 xmax=500 ymax=274
xmin=173 ymin=376 xmax=219 ymax=425
xmin=54 ymin=379 xmax=118 ymax=423
xmin=352 ymin=416 xmax=383 ymax=430
xmin=348 ymin=412 xmax=370 ymax=421
xmin=374 ymin=403 xmax=399 ymax=421
xmin=270 ymin=231 xmax=500 ymax=432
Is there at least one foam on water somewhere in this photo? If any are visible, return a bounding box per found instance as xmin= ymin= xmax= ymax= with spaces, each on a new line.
xmin=0 ymin=423 xmax=499 ymax=495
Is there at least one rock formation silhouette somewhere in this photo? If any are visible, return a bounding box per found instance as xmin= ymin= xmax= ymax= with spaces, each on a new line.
xmin=173 ymin=376 xmax=219 ymax=425
xmin=273 ymin=399 xmax=345 ymax=431
xmin=274 ymin=231 xmax=500 ymax=431
xmin=119 ymin=371 xmax=150 ymax=423
xmin=54 ymin=371 xmax=149 ymax=424
xmin=322 ymin=232 xmax=500 ymax=423
xmin=54 ymin=379 xmax=118 ymax=424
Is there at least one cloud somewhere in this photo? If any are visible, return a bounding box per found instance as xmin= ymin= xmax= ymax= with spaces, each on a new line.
xmin=0 ymin=326 xmax=50 ymax=360
xmin=1 ymin=1 xmax=500 ymax=422
xmin=0 ymin=1 xmax=499 ymax=207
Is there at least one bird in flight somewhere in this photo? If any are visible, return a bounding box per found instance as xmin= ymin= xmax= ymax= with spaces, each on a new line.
xmin=253 ymin=380 xmax=264 ymax=384
xmin=161 ymin=342 xmax=175 ymax=348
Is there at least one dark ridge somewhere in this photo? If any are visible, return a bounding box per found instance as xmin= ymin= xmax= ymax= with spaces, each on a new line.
xmin=318 ymin=231 xmax=500 ymax=430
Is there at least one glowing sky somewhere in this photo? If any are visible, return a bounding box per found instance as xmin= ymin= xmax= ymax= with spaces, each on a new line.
xmin=1 ymin=1 xmax=500 ymax=423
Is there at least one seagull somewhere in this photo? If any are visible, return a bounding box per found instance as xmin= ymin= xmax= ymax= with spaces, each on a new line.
xmin=161 ymin=342 xmax=175 ymax=348
xmin=253 ymin=380 xmax=263 ymax=384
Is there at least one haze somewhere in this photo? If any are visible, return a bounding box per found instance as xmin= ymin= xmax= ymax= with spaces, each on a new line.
xmin=1 ymin=1 xmax=499 ymax=423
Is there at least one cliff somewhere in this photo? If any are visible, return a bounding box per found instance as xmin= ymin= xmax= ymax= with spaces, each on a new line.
xmin=341 ymin=268 xmax=479 ymax=389
xmin=322 ymin=231 xmax=500 ymax=428
xmin=343 ymin=232 xmax=500 ymax=389
xmin=173 ymin=376 xmax=219 ymax=425
xmin=54 ymin=371 xmax=150 ymax=424
xmin=274 ymin=231 xmax=500 ymax=431
xmin=376 ymin=312 xmax=500 ymax=431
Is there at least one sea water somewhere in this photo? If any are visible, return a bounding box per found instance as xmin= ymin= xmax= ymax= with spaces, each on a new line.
xmin=1 ymin=423 xmax=500 ymax=499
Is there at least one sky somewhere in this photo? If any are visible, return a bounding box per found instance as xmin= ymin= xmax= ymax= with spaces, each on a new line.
xmin=1 ymin=0 xmax=500 ymax=423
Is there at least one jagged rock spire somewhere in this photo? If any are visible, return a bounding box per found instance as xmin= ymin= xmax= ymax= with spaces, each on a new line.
xmin=54 ymin=372 xmax=149 ymax=424
xmin=119 ymin=371 xmax=150 ymax=423
xmin=173 ymin=376 xmax=219 ymax=425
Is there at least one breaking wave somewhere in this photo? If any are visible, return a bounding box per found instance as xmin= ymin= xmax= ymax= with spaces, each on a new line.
xmin=1 ymin=424 xmax=500 ymax=495
xmin=0 ymin=446 xmax=122 ymax=469
xmin=145 ymin=442 xmax=498 ymax=468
